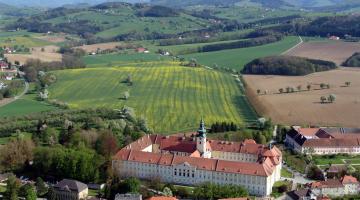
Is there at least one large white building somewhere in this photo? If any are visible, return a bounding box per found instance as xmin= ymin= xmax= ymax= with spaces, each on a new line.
xmin=112 ymin=120 xmax=282 ymax=196
xmin=285 ymin=126 xmax=360 ymax=155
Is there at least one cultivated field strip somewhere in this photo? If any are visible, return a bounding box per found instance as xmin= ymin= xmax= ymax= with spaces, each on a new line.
xmin=49 ymin=65 xmax=257 ymax=133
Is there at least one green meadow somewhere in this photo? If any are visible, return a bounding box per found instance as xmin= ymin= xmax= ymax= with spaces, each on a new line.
xmin=0 ymin=99 xmax=58 ymax=118
xmin=183 ymin=36 xmax=301 ymax=70
xmin=47 ymin=63 xmax=258 ymax=133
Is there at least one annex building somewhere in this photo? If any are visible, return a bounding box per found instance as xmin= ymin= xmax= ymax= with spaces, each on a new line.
xmin=286 ymin=126 xmax=360 ymax=155
xmin=112 ymin=120 xmax=282 ymax=196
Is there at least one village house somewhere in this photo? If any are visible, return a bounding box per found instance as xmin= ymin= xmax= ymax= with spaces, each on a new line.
xmin=136 ymin=47 xmax=146 ymax=53
xmin=0 ymin=82 xmax=6 ymax=90
xmin=285 ymin=126 xmax=360 ymax=155
xmin=306 ymin=175 xmax=359 ymax=197
xmin=146 ymin=197 xmax=178 ymax=200
xmin=112 ymin=120 xmax=282 ymax=197
xmin=0 ymin=61 xmax=8 ymax=71
xmin=286 ymin=188 xmax=317 ymax=200
xmin=53 ymin=179 xmax=88 ymax=200
xmin=115 ymin=193 xmax=142 ymax=200
xmin=329 ymin=36 xmax=340 ymax=40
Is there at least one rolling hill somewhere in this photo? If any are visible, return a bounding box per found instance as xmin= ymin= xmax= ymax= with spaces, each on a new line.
xmin=0 ymin=0 xmax=149 ymax=7
xmin=47 ymin=63 xmax=258 ymax=133
xmin=7 ymin=4 xmax=210 ymax=39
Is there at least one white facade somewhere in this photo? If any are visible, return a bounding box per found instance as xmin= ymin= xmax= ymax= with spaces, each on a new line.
xmin=113 ymin=121 xmax=282 ymax=197
xmin=113 ymin=159 xmax=276 ymax=196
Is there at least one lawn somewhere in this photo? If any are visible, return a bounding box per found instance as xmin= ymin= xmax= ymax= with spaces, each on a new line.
xmin=271 ymin=180 xmax=292 ymax=198
xmin=47 ymin=63 xmax=258 ymax=133
xmin=183 ymin=36 xmax=301 ymax=71
xmin=281 ymin=168 xmax=293 ymax=178
xmin=0 ymin=184 xmax=6 ymax=193
xmin=0 ymin=99 xmax=58 ymax=118
xmin=0 ymin=132 xmax=32 ymax=145
xmin=313 ymin=155 xmax=360 ymax=165
xmin=83 ymin=53 xmax=171 ymax=68
xmin=0 ymin=35 xmax=51 ymax=48
xmin=283 ymin=150 xmax=307 ymax=173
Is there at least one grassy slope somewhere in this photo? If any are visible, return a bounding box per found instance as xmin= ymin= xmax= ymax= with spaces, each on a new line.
xmin=83 ymin=53 xmax=172 ymax=67
xmin=0 ymin=84 xmax=58 ymax=118
xmin=0 ymin=35 xmax=51 ymax=47
xmin=44 ymin=8 xmax=208 ymax=39
xmin=48 ymin=64 xmax=257 ymax=133
xmin=0 ymin=99 xmax=58 ymax=117
xmin=183 ymin=36 xmax=300 ymax=70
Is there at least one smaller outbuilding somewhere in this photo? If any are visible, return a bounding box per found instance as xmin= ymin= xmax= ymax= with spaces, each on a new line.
xmin=115 ymin=193 xmax=142 ymax=200
xmin=53 ymin=179 xmax=88 ymax=200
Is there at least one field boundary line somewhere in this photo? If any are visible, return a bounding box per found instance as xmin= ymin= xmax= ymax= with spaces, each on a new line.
xmin=281 ymin=36 xmax=303 ymax=55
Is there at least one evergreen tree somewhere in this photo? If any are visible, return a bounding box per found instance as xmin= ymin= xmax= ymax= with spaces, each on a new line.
xmin=35 ymin=177 xmax=48 ymax=197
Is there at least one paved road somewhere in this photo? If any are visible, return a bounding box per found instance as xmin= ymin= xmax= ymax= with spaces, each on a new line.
xmin=281 ymin=164 xmax=313 ymax=189
xmin=0 ymin=79 xmax=29 ymax=107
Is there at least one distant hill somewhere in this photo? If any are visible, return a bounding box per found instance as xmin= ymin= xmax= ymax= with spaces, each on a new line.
xmin=0 ymin=0 xmax=149 ymax=8
xmin=6 ymin=4 xmax=209 ymax=39
xmin=150 ymin=0 xmax=360 ymax=10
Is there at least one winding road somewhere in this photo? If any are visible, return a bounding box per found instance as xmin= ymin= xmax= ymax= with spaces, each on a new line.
xmin=0 ymin=79 xmax=29 ymax=108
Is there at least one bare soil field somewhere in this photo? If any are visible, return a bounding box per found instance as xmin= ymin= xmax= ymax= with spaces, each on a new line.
xmin=286 ymin=41 xmax=360 ymax=65
xmin=35 ymin=34 xmax=67 ymax=43
xmin=5 ymin=45 xmax=62 ymax=65
xmin=75 ymin=42 xmax=126 ymax=53
xmin=244 ymin=68 xmax=360 ymax=127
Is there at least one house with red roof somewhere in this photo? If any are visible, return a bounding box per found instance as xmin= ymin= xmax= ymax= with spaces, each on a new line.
xmin=0 ymin=61 xmax=8 ymax=71
xmin=306 ymin=175 xmax=359 ymax=197
xmin=285 ymin=126 xmax=360 ymax=155
xmin=112 ymin=119 xmax=282 ymax=197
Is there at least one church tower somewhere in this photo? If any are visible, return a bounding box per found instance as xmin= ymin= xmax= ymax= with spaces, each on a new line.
xmin=196 ymin=118 xmax=211 ymax=158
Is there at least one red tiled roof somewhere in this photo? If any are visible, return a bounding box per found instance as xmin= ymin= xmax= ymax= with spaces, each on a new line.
xmin=124 ymin=135 xmax=154 ymax=151
xmin=155 ymin=135 xmax=197 ymax=153
xmin=303 ymin=138 xmax=360 ymax=147
xmin=298 ymin=128 xmax=320 ymax=136
xmin=172 ymin=155 xmax=217 ymax=171
xmin=128 ymin=150 xmax=162 ymax=164
xmin=341 ymin=175 xmax=358 ymax=184
xmin=189 ymin=150 xmax=201 ymax=158
xmin=114 ymin=149 xmax=277 ymax=177
xmin=309 ymin=179 xmax=343 ymax=188
xmin=208 ymin=140 xmax=264 ymax=154
xmin=216 ymin=160 xmax=271 ymax=176
xmin=147 ymin=197 xmax=178 ymax=200
xmin=113 ymin=134 xmax=281 ymax=177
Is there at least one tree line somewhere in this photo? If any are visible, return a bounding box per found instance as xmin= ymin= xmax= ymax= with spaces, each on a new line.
xmin=343 ymin=52 xmax=360 ymax=67
xmin=242 ymin=55 xmax=337 ymax=76
xmin=200 ymin=34 xmax=283 ymax=53
xmin=20 ymin=48 xmax=86 ymax=82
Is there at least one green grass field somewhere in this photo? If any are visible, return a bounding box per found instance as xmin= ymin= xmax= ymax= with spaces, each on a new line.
xmin=281 ymin=168 xmax=293 ymax=178
xmin=0 ymin=35 xmax=51 ymax=48
xmin=313 ymin=155 xmax=360 ymax=165
xmin=183 ymin=36 xmax=301 ymax=70
xmin=83 ymin=53 xmax=171 ymax=67
xmin=47 ymin=63 xmax=257 ymax=133
xmin=0 ymin=99 xmax=58 ymax=118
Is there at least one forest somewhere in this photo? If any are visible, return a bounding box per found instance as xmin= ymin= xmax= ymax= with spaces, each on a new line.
xmin=242 ymin=56 xmax=337 ymax=76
